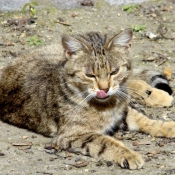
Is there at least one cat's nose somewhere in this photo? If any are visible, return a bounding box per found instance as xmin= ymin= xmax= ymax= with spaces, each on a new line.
xmin=100 ymin=88 xmax=109 ymax=93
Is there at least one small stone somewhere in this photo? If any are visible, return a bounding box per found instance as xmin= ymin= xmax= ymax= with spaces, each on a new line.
xmin=131 ymin=137 xmax=137 ymax=141
xmin=75 ymin=157 xmax=82 ymax=162
xmin=145 ymin=157 xmax=152 ymax=162
xmin=147 ymin=153 xmax=154 ymax=157
xmin=155 ymin=150 xmax=161 ymax=154
xmin=20 ymin=40 xmax=25 ymax=45
xmin=1 ymin=20 xmax=7 ymax=25
xmin=96 ymin=160 xmax=103 ymax=166
xmin=91 ymin=170 xmax=96 ymax=173
xmin=158 ymin=141 xmax=165 ymax=147
xmin=132 ymin=141 xmax=138 ymax=146
xmin=49 ymin=157 xmax=57 ymax=161
xmin=151 ymin=13 xmax=157 ymax=18
xmin=171 ymin=151 xmax=175 ymax=154
xmin=71 ymin=13 xmax=79 ymax=17
xmin=160 ymin=164 xmax=166 ymax=169
xmin=106 ymin=161 xmax=113 ymax=167
xmin=0 ymin=152 xmax=5 ymax=156
xmin=133 ymin=147 xmax=141 ymax=151
xmin=163 ymin=17 xmax=167 ymax=21
xmin=22 ymin=136 xmax=29 ymax=139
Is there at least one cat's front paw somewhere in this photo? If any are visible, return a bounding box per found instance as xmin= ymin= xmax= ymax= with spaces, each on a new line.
xmin=118 ymin=151 xmax=144 ymax=170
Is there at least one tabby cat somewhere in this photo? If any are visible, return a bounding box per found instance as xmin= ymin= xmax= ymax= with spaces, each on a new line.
xmin=0 ymin=29 xmax=175 ymax=170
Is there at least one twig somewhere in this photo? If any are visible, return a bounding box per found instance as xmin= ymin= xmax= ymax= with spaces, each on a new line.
xmin=158 ymin=60 xmax=167 ymax=66
xmin=54 ymin=20 xmax=71 ymax=26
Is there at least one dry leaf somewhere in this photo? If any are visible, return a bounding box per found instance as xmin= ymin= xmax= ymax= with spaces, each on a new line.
xmin=142 ymin=56 xmax=155 ymax=61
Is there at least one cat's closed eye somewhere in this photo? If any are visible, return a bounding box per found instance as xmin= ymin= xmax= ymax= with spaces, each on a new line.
xmin=85 ymin=74 xmax=96 ymax=78
xmin=110 ymin=67 xmax=120 ymax=76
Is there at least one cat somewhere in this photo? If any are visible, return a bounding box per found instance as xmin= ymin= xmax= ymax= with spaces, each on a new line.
xmin=0 ymin=29 xmax=175 ymax=170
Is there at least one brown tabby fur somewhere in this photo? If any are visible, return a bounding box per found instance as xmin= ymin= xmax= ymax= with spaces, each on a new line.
xmin=0 ymin=29 xmax=175 ymax=170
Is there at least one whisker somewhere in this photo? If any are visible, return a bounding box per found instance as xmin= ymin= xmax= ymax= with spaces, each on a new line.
xmin=115 ymin=89 xmax=145 ymax=114
xmin=115 ymin=90 xmax=136 ymax=106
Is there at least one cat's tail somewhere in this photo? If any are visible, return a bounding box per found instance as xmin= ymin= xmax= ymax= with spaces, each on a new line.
xmin=149 ymin=72 xmax=172 ymax=95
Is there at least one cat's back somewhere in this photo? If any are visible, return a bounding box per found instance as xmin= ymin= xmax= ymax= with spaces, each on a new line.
xmin=0 ymin=44 xmax=65 ymax=136
xmin=0 ymin=43 xmax=64 ymax=84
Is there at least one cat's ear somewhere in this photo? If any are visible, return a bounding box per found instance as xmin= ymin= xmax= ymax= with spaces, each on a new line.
xmin=62 ymin=35 xmax=89 ymax=58
xmin=105 ymin=29 xmax=133 ymax=51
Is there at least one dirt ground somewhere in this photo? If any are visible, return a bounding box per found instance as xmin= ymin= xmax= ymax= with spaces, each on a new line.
xmin=1 ymin=0 xmax=175 ymax=174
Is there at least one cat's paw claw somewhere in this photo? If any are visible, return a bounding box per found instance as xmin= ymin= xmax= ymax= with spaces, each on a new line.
xmin=120 ymin=152 xmax=144 ymax=170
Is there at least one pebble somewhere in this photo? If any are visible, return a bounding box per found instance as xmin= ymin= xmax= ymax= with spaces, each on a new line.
xmin=1 ymin=20 xmax=7 ymax=25
xmin=133 ymin=147 xmax=141 ymax=151
xmin=22 ymin=136 xmax=29 ymax=139
xmin=151 ymin=13 xmax=157 ymax=18
xmin=106 ymin=161 xmax=113 ymax=167
xmin=96 ymin=160 xmax=103 ymax=166
xmin=132 ymin=141 xmax=138 ymax=146
xmin=145 ymin=157 xmax=152 ymax=162
xmin=91 ymin=170 xmax=96 ymax=173
xmin=158 ymin=141 xmax=165 ymax=147
xmin=163 ymin=17 xmax=167 ymax=21
xmin=171 ymin=151 xmax=175 ymax=154
xmin=131 ymin=137 xmax=137 ymax=141
xmin=0 ymin=152 xmax=5 ymax=156
xmin=147 ymin=153 xmax=154 ymax=157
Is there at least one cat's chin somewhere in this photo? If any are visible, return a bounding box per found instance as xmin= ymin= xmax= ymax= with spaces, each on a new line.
xmin=95 ymin=96 xmax=110 ymax=102
xmin=88 ymin=95 xmax=117 ymax=110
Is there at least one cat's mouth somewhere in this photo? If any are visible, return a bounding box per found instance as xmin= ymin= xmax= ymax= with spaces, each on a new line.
xmin=89 ymin=90 xmax=116 ymax=108
xmin=96 ymin=90 xmax=110 ymax=100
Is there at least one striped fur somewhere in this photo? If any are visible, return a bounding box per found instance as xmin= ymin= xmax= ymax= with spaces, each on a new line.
xmin=0 ymin=29 xmax=175 ymax=170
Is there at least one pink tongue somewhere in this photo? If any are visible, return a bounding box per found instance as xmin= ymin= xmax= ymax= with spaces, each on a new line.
xmin=96 ymin=90 xmax=109 ymax=99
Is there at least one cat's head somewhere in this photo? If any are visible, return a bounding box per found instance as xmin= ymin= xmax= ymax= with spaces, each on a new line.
xmin=62 ymin=29 xmax=133 ymax=107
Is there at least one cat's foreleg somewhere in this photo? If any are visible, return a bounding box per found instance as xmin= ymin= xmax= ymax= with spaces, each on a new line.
xmin=127 ymin=107 xmax=175 ymax=137
xmin=53 ymin=132 xmax=144 ymax=169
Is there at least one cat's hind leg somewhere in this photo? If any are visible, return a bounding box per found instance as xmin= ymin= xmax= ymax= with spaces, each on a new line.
xmin=127 ymin=107 xmax=175 ymax=138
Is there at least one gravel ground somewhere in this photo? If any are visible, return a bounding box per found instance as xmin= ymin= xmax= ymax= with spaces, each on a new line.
xmin=1 ymin=0 xmax=175 ymax=174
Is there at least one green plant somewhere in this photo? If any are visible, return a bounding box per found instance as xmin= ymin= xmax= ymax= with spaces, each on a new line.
xmin=131 ymin=24 xmax=146 ymax=32
xmin=122 ymin=4 xmax=139 ymax=12
xmin=26 ymin=36 xmax=45 ymax=46
xmin=21 ymin=2 xmax=39 ymax=18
